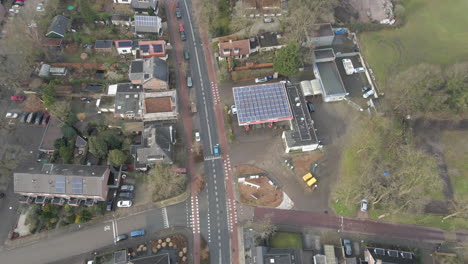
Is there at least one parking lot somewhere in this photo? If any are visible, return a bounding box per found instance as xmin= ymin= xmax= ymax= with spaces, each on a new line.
xmin=335 ymin=56 xmax=372 ymax=106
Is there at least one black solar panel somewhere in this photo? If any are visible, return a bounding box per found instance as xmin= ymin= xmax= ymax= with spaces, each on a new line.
xmin=140 ymin=44 xmax=150 ymax=52
xmin=233 ymin=83 xmax=292 ymax=125
xmin=55 ymin=176 xmax=66 ymax=194
xmin=71 ymin=178 xmax=83 ymax=194
xmin=152 ymin=44 xmax=163 ymax=53
xmin=119 ymin=41 xmax=132 ymax=48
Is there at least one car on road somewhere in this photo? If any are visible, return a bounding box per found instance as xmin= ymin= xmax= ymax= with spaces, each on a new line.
xmin=41 ymin=114 xmax=50 ymax=125
xmin=354 ymin=67 xmax=366 ymax=73
xmin=179 ymin=23 xmax=185 ymax=32
xmin=343 ymin=239 xmax=352 ymax=256
xmin=115 ymin=234 xmax=128 ymax=243
xmin=231 ymin=105 xmax=237 ymax=114
xmin=187 ymin=76 xmax=193 ymax=88
xmin=195 ymin=131 xmax=201 ymax=142
xmin=363 ymin=89 xmax=375 ymax=99
xmin=35 ymin=113 xmax=43 ymax=125
xmin=5 ymin=113 xmax=18 ymax=119
xmin=184 ymin=50 xmax=190 ymax=60
xmin=180 ymin=31 xmax=186 ymax=41
xmin=255 ymin=77 xmax=268 ymax=83
xmin=361 ymin=84 xmax=372 ymax=93
xmin=307 ymin=102 xmax=315 ymax=113
xmin=20 ymin=113 xmax=28 ymax=123
xmin=120 ymin=185 xmax=134 ymax=192
xmin=213 ymin=144 xmax=220 ymax=155
xmin=106 ymin=200 xmax=114 ymax=211
xmin=175 ymin=8 xmax=182 ymax=18
xmin=130 ymin=229 xmax=145 ymax=237
xmin=118 ymin=192 xmax=134 ymax=199
xmin=117 ymin=200 xmax=132 ymax=208
xmin=11 ymin=95 xmax=25 ymax=101
xmin=360 ymin=199 xmax=368 ymax=212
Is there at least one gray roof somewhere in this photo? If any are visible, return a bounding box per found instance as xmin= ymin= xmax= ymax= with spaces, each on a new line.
xmin=253 ymin=246 xmax=302 ymax=264
xmin=257 ymin=32 xmax=281 ymax=48
xmin=114 ymin=84 xmax=144 ymax=117
xmin=131 ymin=0 xmax=158 ymax=10
xmin=129 ymin=57 xmax=168 ymax=84
xmin=75 ymin=136 xmax=88 ymax=148
xmin=134 ymin=15 xmax=162 ymax=34
xmin=367 ymin=247 xmax=416 ymax=264
xmin=46 ymin=15 xmax=69 ymax=37
xmin=95 ymin=40 xmax=113 ymax=49
xmin=316 ymin=61 xmax=347 ymax=97
xmin=131 ymin=124 xmax=174 ymax=168
xmin=14 ymin=163 xmax=109 ymax=198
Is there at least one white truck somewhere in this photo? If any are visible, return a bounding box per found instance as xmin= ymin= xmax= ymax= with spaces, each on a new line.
xmin=342 ymin=59 xmax=354 ymax=75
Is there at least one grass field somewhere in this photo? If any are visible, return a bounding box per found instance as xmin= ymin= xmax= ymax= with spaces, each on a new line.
xmin=270 ymin=232 xmax=303 ymax=249
xmin=440 ymin=130 xmax=468 ymax=201
xmin=359 ymin=0 xmax=468 ymax=88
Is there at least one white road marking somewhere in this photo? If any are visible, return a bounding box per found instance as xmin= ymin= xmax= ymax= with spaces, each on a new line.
xmin=104 ymin=225 xmax=110 ymax=231
xmin=162 ymin=207 xmax=169 ymax=228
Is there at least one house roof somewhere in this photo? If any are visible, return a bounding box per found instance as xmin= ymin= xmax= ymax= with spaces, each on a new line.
xmin=115 ymin=40 xmax=133 ymax=49
xmin=253 ymin=246 xmax=302 ymax=264
xmin=308 ymin=23 xmax=334 ymax=38
xmin=131 ymin=124 xmax=175 ymax=168
xmin=46 ymin=15 xmax=69 ymax=38
xmin=75 ymin=136 xmax=88 ymax=148
xmin=134 ymin=15 xmax=162 ymax=34
xmin=138 ymin=40 xmax=166 ymax=57
xmin=14 ymin=163 xmax=109 ymax=198
xmin=218 ymin=39 xmax=251 ymax=58
xmin=38 ymin=117 xmax=63 ymax=153
xmin=257 ymin=32 xmax=281 ymax=48
xmin=143 ymin=91 xmax=178 ymax=121
xmin=95 ymin=40 xmax=113 ymax=49
xmin=114 ymin=84 xmax=144 ymax=117
xmin=366 ymin=247 xmax=416 ymax=264
xmin=145 ymin=97 xmax=172 ymax=113
xmin=131 ymin=0 xmax=158 ymax=10
xmin=316 ymin=61 xmax=347 ymax=97
xmin=129 ymin=57 xmax=168 ymax=83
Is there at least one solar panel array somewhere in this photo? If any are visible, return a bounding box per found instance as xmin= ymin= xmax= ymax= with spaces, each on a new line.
xmin=71 ymin=178 xmax=83 ymax=194
xmin=119 ymin=41 xmax=132 ymax=48
xmin=135 ymin=16 xmax=158 ymax=27
xmin=233 ymin=83 xmax=292 ymax=125
xmin=140 ymin=44 xmax=150 ymax=53
xmin=55 ymin=176 xmax=66 ymax=194
xmin=152 ymin=44 xmax=163 ymax=53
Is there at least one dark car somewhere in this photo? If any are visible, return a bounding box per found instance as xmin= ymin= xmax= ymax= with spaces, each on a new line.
xmin=115 ymin=234 xmax=128 ymax=242
xmin=106 ymin=200 xmax=114 ymax=212
xmin=26 ymin=112 xmax=36 ymax=124
xmin=120 ymin=185 xmax=134 ymax=192
xmin=118 ymin=192 xmax=134 ymax=199
xmin=184 ymin=50 xmax=190 ymax=60
xmin=180 ymin=31 xmax=186 ymax=41
xmin=41 ymin=114 xmax=50 ymax=125
xmin=35 ymin=113 xmax=44 ymax=125
xmin=343 ymin=239 xmax=352 ymax=256
xmin=175 ymin=8 xmax=182 ymax=18
xmin=307 ymin=102 xmax=315 ymax=113
xmin=361 ymin=84 xmax=372 ymax=93
xmin=20 ymin=113 xmax=29 ymax=123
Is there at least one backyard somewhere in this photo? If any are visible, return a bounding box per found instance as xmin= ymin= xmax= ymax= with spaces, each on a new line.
xmin=359 ymin=0 xmax=468 ymax=88
xmin=269 ymin=232 xmax=303 ymax=249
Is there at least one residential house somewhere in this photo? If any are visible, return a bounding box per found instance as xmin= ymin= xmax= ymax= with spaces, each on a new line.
xmin=305 ymin=23 xmax=334 ymax=48
xmin=129 ymin=57 xmax=168 ymax=91
xmin=114 ymin=83 xmax=144 ymax=119
xmin=257 ymin=32 xmax=284 ymax=52
xmin=364 ymin=247 xmax=416 ymax=264
xmin=14 ymin=163 xmax=114 ymax=204
xmin=250 ymin=246 xmax=301 ymax=264
xmin=134 ymin=15 xmax=162 ymax=36
xmin=46 ymin=15 xmax=69 ymax=38
xmin=218 ymin=39 xmax=251 ymax=60
xmin=143 ymin=90 xmax=178 ymax=121
xmin=75 ymin=136 xmax=88 ymax=152
xmin=131 ymin=123 xmax=175 ymax=170
xmin=95 ymin=40 xmax=113 ymax=53
xmin=111 ymin=14 xmax=132 ymax=26
xmin=138 ymin=40 xmax=166 ymax=58
xmin=114 ymin=0 xmax=131 ymax=4
xmin=131 ymin=0 xmax=159 ymax=13
xmin=96 ymin=96 xmax=116 ymax=113
xmin=115 ymin=40 xmax=133 ymax=55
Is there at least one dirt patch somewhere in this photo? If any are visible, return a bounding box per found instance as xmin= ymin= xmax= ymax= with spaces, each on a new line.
xmin=235 ymin=164 xmax=266 ymax=176
xmin=239 ymin=176 xmax=283 ymax=207
xmin=292 ymin=154 xmax=323 ymax=177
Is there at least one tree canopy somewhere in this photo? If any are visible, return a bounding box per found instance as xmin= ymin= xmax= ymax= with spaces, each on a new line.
xmin=146 ymin=164 xmax=187 ymax=202
xmin=88 ymin=136 xmax=108 ymax=158
xmin=42 ymin=83 xmax=56 ymax=108
xmin=273 ymin=42 xmax=302 ymax=77
xmin=108 ymin=150 xmax=127 ymax=167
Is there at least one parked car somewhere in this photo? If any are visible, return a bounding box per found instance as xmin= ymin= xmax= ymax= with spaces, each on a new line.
xmin=263 ymin=17 xmax=274 ymax=23
xmin=130 ymin=229 xmax=145 ymax=237
xmin=106 ymin=200 xmax=114 ymax=211
xmin=184 ymin=50 xmax=190 ymax=60
xmin=213 ymin=144 xmax=220 ymax=155
xmin=11 ymin=95 xmax=25 ymax=101
xmin=363 ymin=89 xmax=375 ymax=99
xmin=5 ymin=113 xmax=18 ymax=119
xmin=360 ymin=199 xmax=368 ymax=212
xmin=230 ymin=105 xmax=237 ymax=114
xmin=20 ymin=113 xmax=29 ymax=123
xmin=117 ymin=200 xmax=133 ymax=208
xmin=175 ymin=8 xmax=182 ymax=18
xmin=195 ymin=131 xmax=201 ymax=142
xmin=187 ymin=76 xmax=193 ymax=88
xmin=80 ymin=97 xmax=91 ymax=102
xmin=361 ymin=84 xmax=372 ymax=93
xmin=14 ymin=1 xmax=24 ymax=6
xmin=255 ymin=77 xmax=268 ymax=83
xmin=180 ymin=31 xmax=186 ymax=41
xmin=26 ymin=112 xmax=36 ymax=123
xmin=115 ymin=234 xmax=128 ymax=243
xmin=34 ymin=113 xmax=43 ymax=125
xmin=120 ymin=185 xmax=134 ymax=192
xmin=354 ymin=67 xmax=366 ymax=73
xmin=179 ymin=23 xmax=185 ymax=32
xmin=307 ymin=102 xmax=315 ymax=113
xmin=118 ymin=192 xmax=134 ymax=199
xmin=41 ymin=114 xmax=50 ymax=125
xmin=343 ymin=239 xmax=352 ymax=256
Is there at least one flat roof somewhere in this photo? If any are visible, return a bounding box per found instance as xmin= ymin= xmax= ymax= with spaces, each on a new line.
xmin=39 ymin=117 xmax=62 ymax=152
xmin=145 ymin=97 xmax=172 ymax=113
xmin=316 ymin=61 xmax=347 ymax=96
xmin=314 ymin=48 xmax=335 ymax=60
xmin=131 ymin=60 xmax=144 ymax=73
xmin=233 ymin=82 xmax=293 ymax=126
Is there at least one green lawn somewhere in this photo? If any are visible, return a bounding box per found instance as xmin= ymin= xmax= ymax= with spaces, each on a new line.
xmin=269 ymin=232 xmax=303 ymax=249
xmin=440 ymin=130 xmax=468 ymax=201
xmin=359 ymin=0 xmax=468 ymax=88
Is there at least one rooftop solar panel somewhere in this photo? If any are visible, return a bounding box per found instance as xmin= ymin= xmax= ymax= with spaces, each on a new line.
xmin=71 ymin=177 xmax=83 ymax=194
xmin=55 ymin=176 xmax=66 ymax=194
xmin=152 ymin=44 xmax=163 ymax=53
xmin=233 ymin=83 xmax=292 ymax=126
xmin=119 ymin=41 xmax=132 ymax=48
xmin=135 ymin=16 xmax=158 ymax=27
xmin=140 ymin=44 xmax=150 ymax=52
